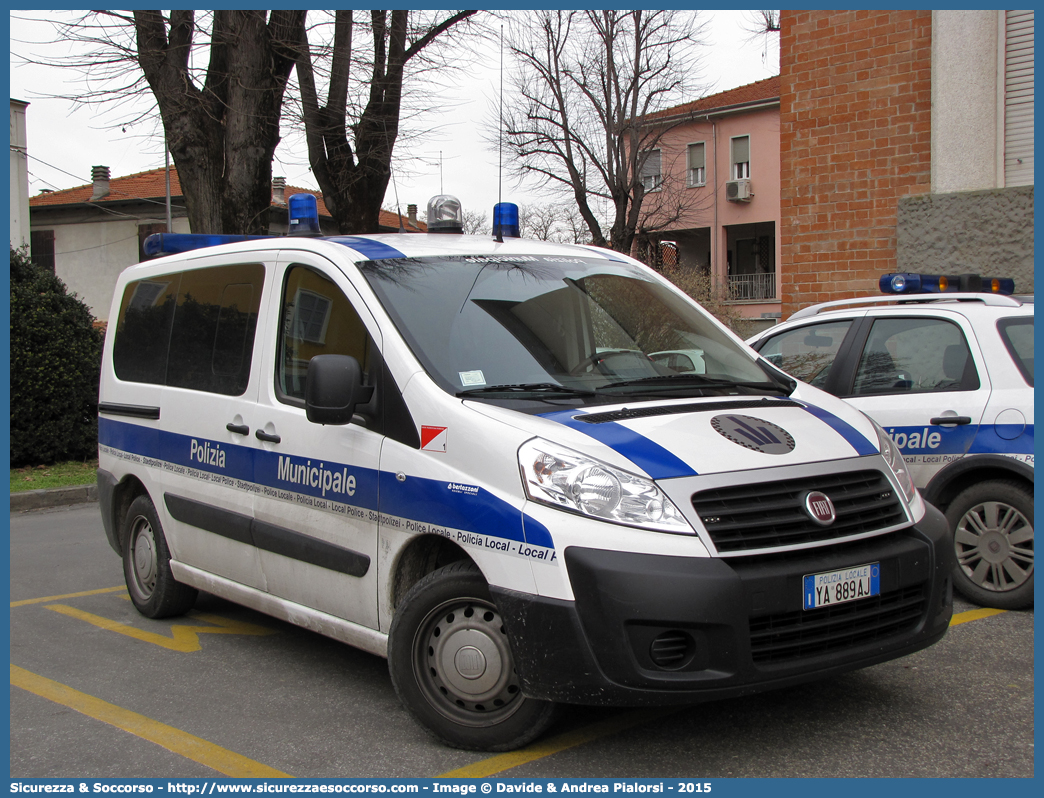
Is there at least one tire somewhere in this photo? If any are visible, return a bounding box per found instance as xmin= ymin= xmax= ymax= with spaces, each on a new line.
xmin=121 ymin=494 xmax=198 ymax=618
xmin=946 ymin=480 xmax=1034 ymax=610
xmin=387 ymin=561 xmax=558 ymax=751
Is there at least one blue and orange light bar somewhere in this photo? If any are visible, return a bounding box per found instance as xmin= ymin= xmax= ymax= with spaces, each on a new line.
xmin=879 ymin=273 xmax=1015 ymax=296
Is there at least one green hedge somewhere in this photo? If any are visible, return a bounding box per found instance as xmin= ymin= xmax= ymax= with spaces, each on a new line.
xmin=10 ymin=247 xmax=104 ymax=467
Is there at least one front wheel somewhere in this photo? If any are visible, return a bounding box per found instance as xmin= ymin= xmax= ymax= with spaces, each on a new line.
xmin=388 ymin=561 xmax=558 ymax=751
xmin=946 ymin=480 xmax=1033 ymax=610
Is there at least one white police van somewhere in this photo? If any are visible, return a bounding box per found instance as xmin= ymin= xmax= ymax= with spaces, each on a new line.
xmin=97 ymin=196 xmax=953 ymax=751
xmin=748 ymin=273 xmax=1033 ymax=610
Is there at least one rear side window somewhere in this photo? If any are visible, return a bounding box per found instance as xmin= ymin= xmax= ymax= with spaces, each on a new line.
xmin=998 ymin=317 xmax=1033 ymax=386
xmin=112 ymin=263 xmax=265 ymax=395
xmin=851 ymin=317 xmax=978 ymax=396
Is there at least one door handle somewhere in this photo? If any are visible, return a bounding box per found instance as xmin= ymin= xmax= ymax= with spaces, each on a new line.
xmin=226 ymin=423 xmax=250 ymax=435
xmin=930 ymin=416 xmax=972 ymax=426
xmin=255 ymin=429 xmax=281 ymax=443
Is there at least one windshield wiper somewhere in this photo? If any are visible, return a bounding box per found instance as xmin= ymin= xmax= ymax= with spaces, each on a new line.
xmin=598 ymin=374 xmax=783 ymax=394
xmin=457 ymin=382 xmax=596 ymax=397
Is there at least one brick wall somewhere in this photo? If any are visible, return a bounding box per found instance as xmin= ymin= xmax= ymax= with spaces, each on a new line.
xmin=780 ymin=10 xmax=933 ymax=316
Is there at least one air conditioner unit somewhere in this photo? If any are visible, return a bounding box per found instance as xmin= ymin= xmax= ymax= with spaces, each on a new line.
xmin=726 ymin=179 xmax=752 ymax=202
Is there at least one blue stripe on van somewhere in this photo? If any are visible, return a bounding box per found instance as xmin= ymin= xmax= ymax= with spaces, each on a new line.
xmin=98 ymin=417 xmax=552 ymax=547
xmin=798 ymin=402 xmax=878 ymax=456
xmin=538 ymin=410 xmax=698 ymax=480
xmin=330 ymin=237 xmax=406 ymax=260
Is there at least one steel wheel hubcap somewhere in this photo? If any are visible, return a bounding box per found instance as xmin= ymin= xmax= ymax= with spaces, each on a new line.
xmin=954 ymin=500 xmax=1034 ymax=592
xmin=415 ymin=597 xmax=523 ymax=726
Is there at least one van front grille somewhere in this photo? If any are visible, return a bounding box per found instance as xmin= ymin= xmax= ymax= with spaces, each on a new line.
xmin=749 ymin=585 xmax=926 ymax=665
xmin=692 ymin=469 xmax=906 ymax=554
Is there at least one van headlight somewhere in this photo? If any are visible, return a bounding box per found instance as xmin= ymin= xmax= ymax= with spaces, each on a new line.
xmin=869 ymin=417 xmax=916 ymax=503
xmin=518 ymin=439 xmax=693 ymax=534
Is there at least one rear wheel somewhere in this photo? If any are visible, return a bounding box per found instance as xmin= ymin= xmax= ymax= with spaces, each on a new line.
xmin=388 ymin=561 xmax=558 ymax=751
xmin=122 ymin=494 xmax=197 ymax=618
xmin=947 ymin=480 xmax=1033 ymax=610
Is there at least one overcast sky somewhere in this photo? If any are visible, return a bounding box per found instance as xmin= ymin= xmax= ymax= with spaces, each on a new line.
xmin=9 ymin=10 xmax=779 ymax=222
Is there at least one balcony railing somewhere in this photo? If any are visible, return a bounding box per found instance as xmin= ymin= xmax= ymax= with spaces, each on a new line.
xmin=728 ymin=272 xmax=776 ymax=301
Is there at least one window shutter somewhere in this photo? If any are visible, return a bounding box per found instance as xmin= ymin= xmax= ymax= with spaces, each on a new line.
xmin=687 ymin=143 xmax=705 ymax=170
xmin=641 ymin=150 xmax=661 ymax=179
xmin=640 ymin=149 xmax=662 ymax=190
xmin=1005 ymin=10 xmax=1034 ymax=186
xmin=732 ymin=136 xmax=750 ymax=166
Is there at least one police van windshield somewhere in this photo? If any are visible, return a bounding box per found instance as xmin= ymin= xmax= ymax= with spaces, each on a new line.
xmin=359 ymin=255 xmax=787 ymax=402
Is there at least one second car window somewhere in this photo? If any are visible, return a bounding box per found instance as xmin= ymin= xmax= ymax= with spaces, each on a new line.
xmin=851 ymin=317 xmax=978 ymax=396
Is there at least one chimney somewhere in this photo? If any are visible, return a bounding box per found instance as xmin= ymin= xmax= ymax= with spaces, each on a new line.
xmin=90 ymin=166 xmax=110 ymax=201
xmin=407 ymin=204 xmax=418 ymax=229
xmin=272 ymin=176 xmax=286 ymax=205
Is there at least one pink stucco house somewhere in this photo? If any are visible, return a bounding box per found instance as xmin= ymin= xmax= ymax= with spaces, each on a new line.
xmin=640 ymin=76 xmax=781 ymax=332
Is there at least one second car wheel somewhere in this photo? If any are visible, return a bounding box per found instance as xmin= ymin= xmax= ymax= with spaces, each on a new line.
xmin=388 ymin=561 xmax=558 ymax=751
xmin=946 ymin=479 xmax=1034 ymax=610
xmin=122 ymin=494 xmax=198 ymax=619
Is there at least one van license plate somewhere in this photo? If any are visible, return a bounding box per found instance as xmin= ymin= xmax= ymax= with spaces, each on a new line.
xmin=802 ymin=563 xmax=880 ymax=610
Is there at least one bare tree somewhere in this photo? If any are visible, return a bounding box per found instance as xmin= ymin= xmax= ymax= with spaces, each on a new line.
xmin=134 ymin=11 xmax=304 ymax=234
xmin=743 ymin=10 xmax=781 ymax=36
xmin=517 ymin=203 xmax=561 ymax=241
xmin=15 ymin=11 xmax=480 ymax=236
xmin=496 ymin=10 xmax=709 ymax=254
xmin=19 ymin=11 xmax=304 ymax=234
xmin=295 ymin=11 xmax=479 ymax=234
xmin=462 ymin=208 xmax=489 ymax=235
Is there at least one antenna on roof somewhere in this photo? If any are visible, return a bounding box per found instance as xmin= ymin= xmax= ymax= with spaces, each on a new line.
xmin=496 ymin=24 xmax=504 ymax=244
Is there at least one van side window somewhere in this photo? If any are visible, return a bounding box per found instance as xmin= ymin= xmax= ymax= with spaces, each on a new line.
xmin=277 ymin=264 xmax=373 ymax=402
xmin=112 ymin=263 xmax=265 ymax=395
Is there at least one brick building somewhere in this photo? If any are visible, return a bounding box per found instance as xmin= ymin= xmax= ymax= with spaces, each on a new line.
xmin=780 ymin=10 xmax=1034 ymax=317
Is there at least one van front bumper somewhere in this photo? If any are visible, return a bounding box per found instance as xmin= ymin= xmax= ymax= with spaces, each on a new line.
xmin=492 ymin=503 xmax=953 ymax=706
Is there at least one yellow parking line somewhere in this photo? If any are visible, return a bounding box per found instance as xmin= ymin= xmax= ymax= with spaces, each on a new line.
xmin=438 ymin=706 xmax=679 ymax=778
xmin=44 ymin=604 xmax=277 ymax=652
xmin=11 ymin=586 xmax=126 ymax=608
xmin=11 ymin=664 xmax=291 ymax=778
xmin=950 ymin=607 xmax=1007 ymax=626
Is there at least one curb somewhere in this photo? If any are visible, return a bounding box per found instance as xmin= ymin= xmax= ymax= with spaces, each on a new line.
xmin=10 ymin=484 xmax=98 ymax=512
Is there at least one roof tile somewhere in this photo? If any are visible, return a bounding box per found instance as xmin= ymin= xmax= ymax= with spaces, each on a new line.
xmin=644 ymin=75 xmax=781 ymax=122
xmin=29 ymin=166 xmax=422 ymax=231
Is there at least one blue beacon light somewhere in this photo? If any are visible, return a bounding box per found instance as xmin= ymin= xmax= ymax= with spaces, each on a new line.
xmin=142 ymin=192 xmax=324 ymax=256
xmin=493 ymin=202 xmax=520 ymax=240
xmin=288 ymin=193 xmax=322 ymax=236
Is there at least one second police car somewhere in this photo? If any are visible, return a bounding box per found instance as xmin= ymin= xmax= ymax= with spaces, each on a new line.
xmin=96 ymin=196 xmax=953 ymax=751
xmin=748 ymin=273 xmax=1033 ymax=610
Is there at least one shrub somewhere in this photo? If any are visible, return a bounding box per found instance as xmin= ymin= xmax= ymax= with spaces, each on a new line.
xmin=10 ymin=247 xmax=103 ymax=467
xmin=660 ymin=265 xmax=760 ymax=340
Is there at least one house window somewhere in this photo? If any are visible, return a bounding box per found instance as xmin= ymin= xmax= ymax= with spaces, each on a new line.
xmin=290 ymin=288 xmax=333 ymax=345
xmin=138 ymin=223 xmax=167 ymax=262
xmin=640 ymin=149 xmax=662 ymax=192
xmin=731 ymin=135 xmax=750 ymax=179
xmin=30 ymin=229 xmax=55 ymax=272
xmin=687 ymin=142 xmax=706 ymax=187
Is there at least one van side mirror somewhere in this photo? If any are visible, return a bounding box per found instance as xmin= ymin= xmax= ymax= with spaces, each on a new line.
xmin=305 ymin=355 xmax=374 ymax=425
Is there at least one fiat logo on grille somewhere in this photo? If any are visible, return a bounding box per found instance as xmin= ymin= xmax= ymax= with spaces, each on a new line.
xmin=804 ymin=491 xmax=836 ymax=526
